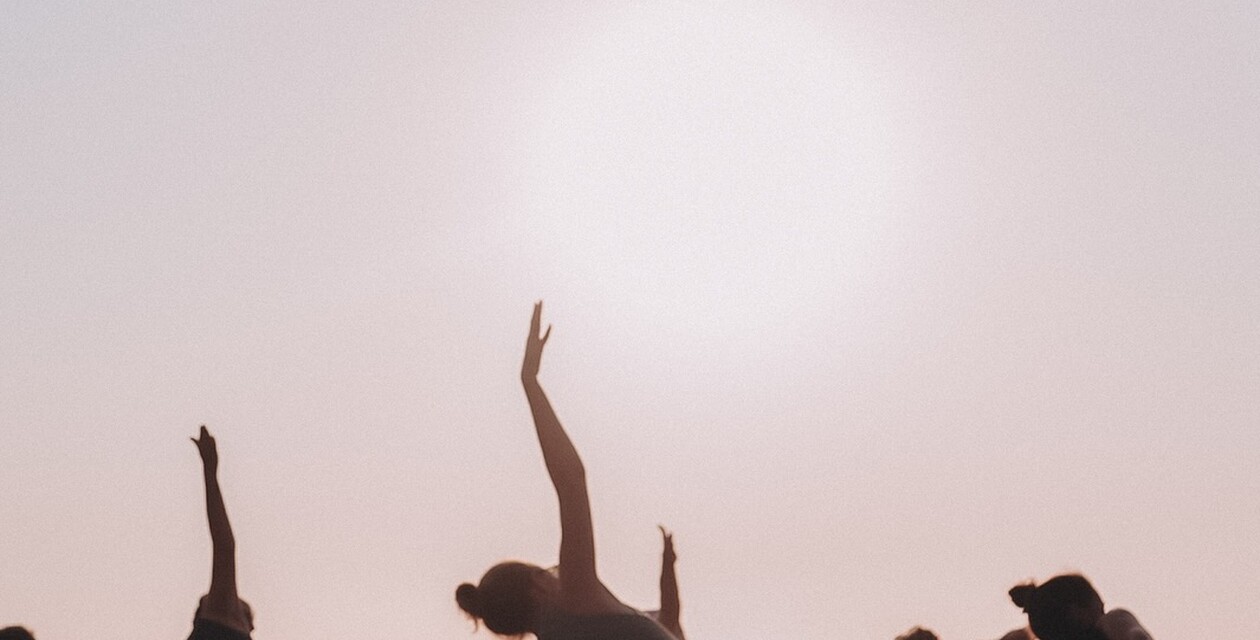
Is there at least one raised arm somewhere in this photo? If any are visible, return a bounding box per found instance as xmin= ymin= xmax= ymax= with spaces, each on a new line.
xmin=191 ymin=426 xmax=250 ymax=632
xmin=520 ymin=302 xmax=600 ymax=601
xmin=657 ymin=526 xmax=684 ymax=639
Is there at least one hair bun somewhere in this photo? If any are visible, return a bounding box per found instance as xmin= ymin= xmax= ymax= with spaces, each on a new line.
xmin=1009 ymin=583 xmax=1036 ymax=609
xmin=455 ymin=582 xmax=481 ymax=617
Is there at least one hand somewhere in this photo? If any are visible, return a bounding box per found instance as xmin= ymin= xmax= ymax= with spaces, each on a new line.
xmin=521 ymin=301 xmax=552 ymax=381
xmin=659 ymin=525 xmax=676 ymax=564
xmin=191 ymin=425 xmax=219 ymax=472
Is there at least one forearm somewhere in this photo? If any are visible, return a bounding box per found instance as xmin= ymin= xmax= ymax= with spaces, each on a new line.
xmin=203 ymin=469 xmax=236 ymax=552
xmin=523 ymin=378 xmax=586 ymax=484
xmin=659 ymin=564 xmax=679 ymax=622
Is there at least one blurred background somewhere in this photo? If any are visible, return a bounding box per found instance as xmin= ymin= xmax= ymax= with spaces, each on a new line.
xmin=2 ymin=2 xmax=1257 ymax=638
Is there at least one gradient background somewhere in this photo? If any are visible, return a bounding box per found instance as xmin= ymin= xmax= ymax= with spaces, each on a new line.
xmin=2 ymin=2 xmax=1257 ymax=639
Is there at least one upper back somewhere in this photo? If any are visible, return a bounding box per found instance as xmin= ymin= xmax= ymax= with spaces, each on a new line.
xmin=1098 ymin=609 xmax=1153 ymax=640
xmin=537 ymin=611 xmax=676 ymax=640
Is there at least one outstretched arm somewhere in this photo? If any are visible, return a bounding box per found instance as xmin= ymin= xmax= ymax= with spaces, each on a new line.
xmin=191 ymin=426 xmax=249 ymax=632
xmin=657 ymin=526 xmax=684 ymax=639
xmin=521 ymin=302 xmax=600 ymax=602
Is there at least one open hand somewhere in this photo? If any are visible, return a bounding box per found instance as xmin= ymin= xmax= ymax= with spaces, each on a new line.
xmin=191 ymin=425 xmax=219 ymax=472
xmin=521 ymin=301 xmax=552 ymax=381
xmin=659 ymin=525 xmax=676 ymax=564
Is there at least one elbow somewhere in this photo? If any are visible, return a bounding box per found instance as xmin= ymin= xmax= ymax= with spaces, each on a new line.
xmin=550 ymin=462 xmax=587 ymax=490
xmin=521 ymin=376 xmax=543 ymax=394
xmin=553 ymin=471 xmax=586 ymax=490
xmin=561 ymin=460 xmax=587 ymax=484
xmin=213 ymin=533 xmax=237 ymax=552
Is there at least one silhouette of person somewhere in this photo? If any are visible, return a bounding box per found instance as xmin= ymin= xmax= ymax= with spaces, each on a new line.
xmin=1009 ymin=574 xmax=1152 ymax=640
xmin=645 ymin=526 xmax=684 ymax=640
xmin=456 ymin=302 xmax=676 ymax=639
xmin=0 ymin=626 xmax=36 ymax=640
xmin=188 ymin=426 xmax=254 ymax=640
xmin=895 ymin=627 xmax=939 ymax=640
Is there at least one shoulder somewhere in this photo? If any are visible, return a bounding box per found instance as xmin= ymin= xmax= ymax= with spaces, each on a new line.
xmin=195 ymin=595 xmax=252 ymax=636
xmin=188 ymin=618 xmax=251 ymax=640
xmin=1099 ymin=609 xmax=1153 ymax=640
xmin=559 ymin=579 xmax=633 ymax=615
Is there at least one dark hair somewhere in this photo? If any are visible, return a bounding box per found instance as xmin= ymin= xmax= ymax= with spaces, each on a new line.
xmin=456 ymin=562 xmax=540 ymax=636
xmin=895 ymin=627 xmax=939 ymax=640
xmin=1009 ymin=574 xmax=1106 ymax=640
xmin=0 ymin=627 xmax=36 ymax=640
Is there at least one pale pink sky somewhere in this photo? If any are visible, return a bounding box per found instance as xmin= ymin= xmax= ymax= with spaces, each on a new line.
xmin=2 ymin=2 xmax=1257 ymax=639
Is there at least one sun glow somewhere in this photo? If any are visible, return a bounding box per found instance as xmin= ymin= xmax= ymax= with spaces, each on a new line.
xmin=516 ymin=3 xmax=899 ymax=344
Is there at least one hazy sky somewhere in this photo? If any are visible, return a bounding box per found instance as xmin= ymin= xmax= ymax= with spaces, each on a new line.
xmin=2 ymin=2 xmax=1257 ymax=639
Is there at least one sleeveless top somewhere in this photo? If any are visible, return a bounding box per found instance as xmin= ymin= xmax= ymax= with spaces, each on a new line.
xmin=536 ymin=611 xmax=677 ymax=640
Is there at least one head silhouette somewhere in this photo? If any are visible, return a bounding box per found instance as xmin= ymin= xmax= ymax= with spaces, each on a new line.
xmin=895 ymin=627 xmax=939 ymax=640
xmin=0 ymin=627 xmax=35 ymax=640
xmin=1009 ymin=574 xmax=1106 ymax=640
xmin=456 ymin=561 xmax=558 ymax=636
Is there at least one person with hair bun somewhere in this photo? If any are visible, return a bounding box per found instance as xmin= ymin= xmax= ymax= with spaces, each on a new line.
xmin=456 ymin=303 xmax=675 ymax=640
xmin=1008 ymin=574 xmax=1152 ymax=640
xmin=0 ymin=626 xmax=36 ymax=640
xmin=894 ymin=626 xmax=939 ymax=640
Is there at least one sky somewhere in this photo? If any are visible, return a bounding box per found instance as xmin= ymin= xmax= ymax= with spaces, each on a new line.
xmin=1 ymin=2 xmax=1258 ymax=639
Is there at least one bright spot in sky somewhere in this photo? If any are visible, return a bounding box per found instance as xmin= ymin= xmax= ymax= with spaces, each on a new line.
xmin=517 ymin=4 xmax=897 ymax=345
